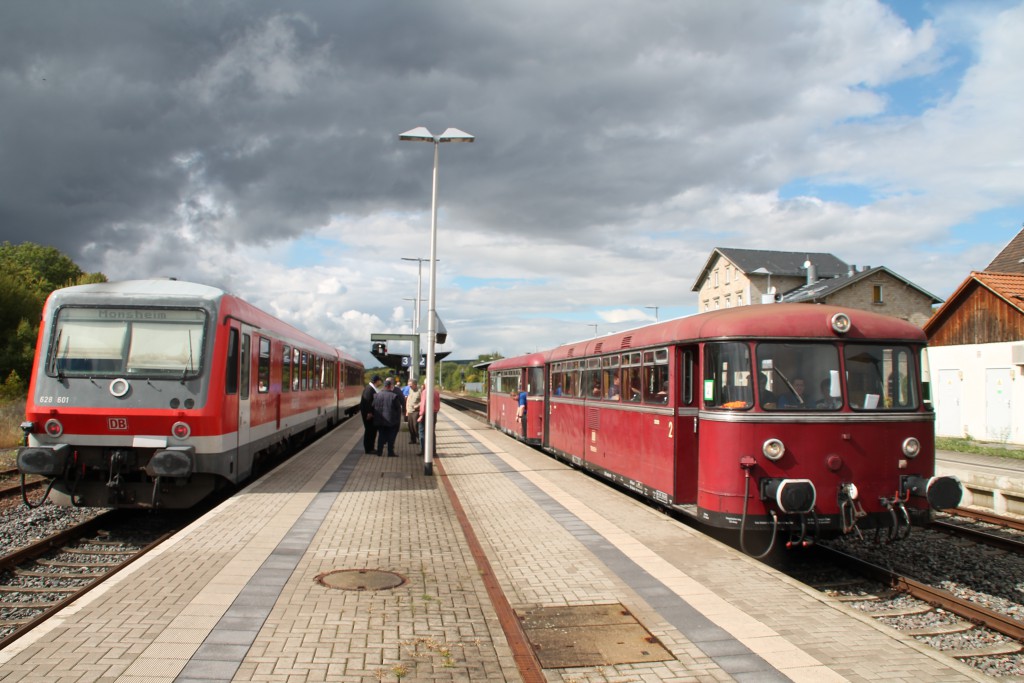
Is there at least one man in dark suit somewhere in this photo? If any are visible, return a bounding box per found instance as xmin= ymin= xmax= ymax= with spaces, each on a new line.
xmin=361 ymin=375 xmax=382 ymax=454
xmin=372 ymin=378 xmax=403 ymax=457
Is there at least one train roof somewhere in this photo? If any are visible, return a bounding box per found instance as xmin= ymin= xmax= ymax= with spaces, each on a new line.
xmin=486 ymin=352 xmax=549 ymax=371
xmin=46 ymin=279 xmax=363 ymax=366
xmin=48 ymin=279 xmax=227 ymax=304
xmin=547 ymin=304 xmax=926 ymax=362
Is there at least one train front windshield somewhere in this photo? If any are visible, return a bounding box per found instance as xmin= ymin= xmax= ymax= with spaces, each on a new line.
xmin=48 ymin=307 xmax=207 ymax=378
xmin=704 ymin=341 xmax=920 ymax=411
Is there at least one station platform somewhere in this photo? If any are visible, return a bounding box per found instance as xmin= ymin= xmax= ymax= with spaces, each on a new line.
xmin=0 ymin=409 xmax=987 ymax=682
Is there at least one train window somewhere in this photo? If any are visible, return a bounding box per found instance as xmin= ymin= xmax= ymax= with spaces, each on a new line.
xmin=551 ymin=361 xmax=577 ymax=398
xmin=50 ymin=307 xmax=207 ymax=378
xmin=282 ymin=345 xmax=291 ymax=393
xmin=643 ymin=348 xmax=670 ymax=404
xmin=601 ymin=356 xmax=621 ymax=400
xmin=324 ymin=360 xmax=334 ymax=389
xmin=257 ymin=337 xmax=271 ymax=393
xmin=240 ymin=334 xmax=251 ymax=400
xmin=292 ymin=348 xmax=300 ymax=391
xmin=528 ymin=367 xmax=544 ymax=396
xmin=300 ymin=352 xmax=309 ymax=391
xmin=623 ymin=352 xmax=642 ymax=402
xmin=703 ymin=343 xmax=751 ymax=409
xmin=567 ymin=361 xmax=580 ymax=397
xmin=757 ymin=343 xmax=841 ymax=410
xmin=845 ymin=344 xmax=918 ymax=410
xmin=681 ymin=350 xmax=694 ymax=405
xmin=225 ymin=328 xmax=239 ymax=395
xmin=583 ymin=358 xmax=601 ymax=398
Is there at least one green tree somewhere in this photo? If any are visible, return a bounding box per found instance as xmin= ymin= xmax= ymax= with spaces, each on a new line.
xmin=0 ymin=242 xmax=106 ymax=397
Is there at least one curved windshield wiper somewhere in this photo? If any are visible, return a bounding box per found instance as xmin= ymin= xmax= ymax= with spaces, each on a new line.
xmin=50 ymin=329 xmax=67 ymax=380
xmin=181 ymin=329 xmax=195 ymax=384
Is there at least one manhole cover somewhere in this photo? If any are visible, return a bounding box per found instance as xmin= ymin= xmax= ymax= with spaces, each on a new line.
xmin=516 ymin=603 xmax=672 ymax=669
xmin=316 ymin=569 xmax=407 ymax=591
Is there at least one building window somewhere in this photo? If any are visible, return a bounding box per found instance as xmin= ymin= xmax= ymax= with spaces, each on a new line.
xmin=725 ymin=295 xmax=731 ymax=308
xmin=714 ymin=298 xmax=720 ymax=310
xmin=713 ymin=270 xmax=719 ymax=288
xmin=872 ymin=284 xmax=884 ymax=304
xmin=725 ymin=266 xmax=731 ymax=284
xmin=737 ymin=292 xmax=744 ymax=306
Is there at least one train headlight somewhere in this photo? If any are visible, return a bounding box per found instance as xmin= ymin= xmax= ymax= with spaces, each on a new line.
xmin=762 ymin=438 xmax=786 ymax=461
xmin=830 ymin=312 xmax=851 ymax=334
xmin=44 ymin=418 xmax=64 ymax=437
xmin=902 ymin=437 xmax=921 ymax=459
xmin=171 ymin=421 xmax=191 ymax=440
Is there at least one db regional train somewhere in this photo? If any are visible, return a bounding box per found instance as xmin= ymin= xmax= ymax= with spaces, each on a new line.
xmin=488 ymin=304 xmax=963 ymax=554
xmin=17 ymin=279 xmax=363 ymax=509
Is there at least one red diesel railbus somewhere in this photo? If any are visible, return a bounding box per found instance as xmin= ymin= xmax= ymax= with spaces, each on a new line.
xmin=489 ymin=304 xmax=962 ymax=553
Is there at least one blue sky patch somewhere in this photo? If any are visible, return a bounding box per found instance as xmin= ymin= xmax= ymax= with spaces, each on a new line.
xmin=778 ymin=179 xmax=878 ymax=207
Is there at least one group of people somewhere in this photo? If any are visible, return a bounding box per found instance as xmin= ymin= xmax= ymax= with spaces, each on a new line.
xmin=360 ymin=374 xmax=441 ymax=457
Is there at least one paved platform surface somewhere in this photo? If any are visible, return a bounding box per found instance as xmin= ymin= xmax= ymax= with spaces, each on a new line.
xmin=938 ymin=448 xmax=1024 ymax=516
xmin=0 ymin=409 xmax=988 ymax=682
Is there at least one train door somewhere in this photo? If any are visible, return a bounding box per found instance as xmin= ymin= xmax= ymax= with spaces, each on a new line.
xmin=985 ymin=368 xmax=1013 ymax=442
xmin=673 ymin=346 xmax=699 ymax=504
xmin=237 ymin=326 xmax=253 ymax=471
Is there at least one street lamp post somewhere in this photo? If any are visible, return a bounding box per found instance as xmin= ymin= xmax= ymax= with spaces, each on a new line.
xmin=399 ymin=127 xmax=474 ymax=476
xmin=401 ymin=256 xmax=433 ymax=337
xmin=646 ymin=306 xmax=659 ymax=321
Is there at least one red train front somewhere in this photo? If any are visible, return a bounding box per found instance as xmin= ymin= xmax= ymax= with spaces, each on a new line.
xmin=17 ymin=279 xmax=363 ymax=509
xmin=489 ymin=304 xmax=962 ymax=552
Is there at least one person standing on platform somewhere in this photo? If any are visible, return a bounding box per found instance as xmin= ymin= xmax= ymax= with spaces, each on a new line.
xmin=372 ymin=378 xmax=403 ymax=457
xmin=361 ymin=375 xmax=381 ymax=454
xmin=418 ymin=384 xmax=442 ymax=456
xmin=404 ymin=378 xmax=422 ymax=445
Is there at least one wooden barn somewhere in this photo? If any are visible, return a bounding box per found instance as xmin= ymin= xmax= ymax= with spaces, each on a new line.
xmin=925 ymin=254 xmax=1024 ymax=445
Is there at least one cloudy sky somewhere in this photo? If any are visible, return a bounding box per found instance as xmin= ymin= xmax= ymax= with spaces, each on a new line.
xmin=2 ymin=1 xmax=1023 ymax=366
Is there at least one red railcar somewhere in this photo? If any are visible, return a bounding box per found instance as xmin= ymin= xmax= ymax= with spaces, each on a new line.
xmin=17 ymin=279 xmax=363 ymax=509
xmin=489 ymin=304 xmax=962 ymax=553
xmin=487 ymin=353 xmax=546 ymax=444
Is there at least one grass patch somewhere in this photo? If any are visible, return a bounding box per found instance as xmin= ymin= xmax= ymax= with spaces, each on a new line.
xmin=0 ymin=400 xmax=26 ymax=449
xmin=936 ymin=436 xmax=1024 ymax=460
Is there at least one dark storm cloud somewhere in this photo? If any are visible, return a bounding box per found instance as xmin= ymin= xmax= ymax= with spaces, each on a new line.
xmin=0 ymin=0 xmax=934 ymax=273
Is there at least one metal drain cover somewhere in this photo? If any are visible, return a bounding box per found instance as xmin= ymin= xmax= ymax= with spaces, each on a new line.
xmin=316 ymin=569 xmax=407 ymax=591
xmin=516 ymin=603 xmax=672 ymax=669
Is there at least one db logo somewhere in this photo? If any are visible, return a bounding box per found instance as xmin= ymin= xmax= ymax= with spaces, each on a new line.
xmin=108 ymin=418 xmax=129 ymax=430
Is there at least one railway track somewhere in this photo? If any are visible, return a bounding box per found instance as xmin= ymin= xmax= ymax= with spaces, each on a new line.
xmin=932 ymin=508 xmax=1024 ymax=554
xmin=440 ymin=393 xmax=487 ymax=418
xmin=0 ymin=509 xmax=185 ymax=651
xmin=814 ymin=545 xmax=1024 ymax=652
xmin=0 ymin=467 xmax=47 ymax=507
